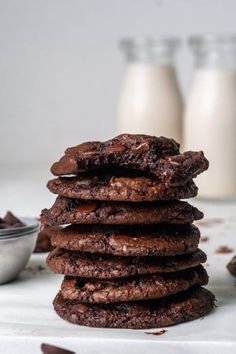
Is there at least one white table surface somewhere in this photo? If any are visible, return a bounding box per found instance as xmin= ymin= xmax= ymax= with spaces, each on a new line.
xmin=0 ymin=167 xmax=236 ymax=354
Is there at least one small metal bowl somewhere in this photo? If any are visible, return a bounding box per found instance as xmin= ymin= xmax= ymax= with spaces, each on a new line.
xmin=0 ymin=217 xmax=39 ymax=284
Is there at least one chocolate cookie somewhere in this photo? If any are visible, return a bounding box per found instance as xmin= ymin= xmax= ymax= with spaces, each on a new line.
xmin=51 ymin=224 xmax=200 ymax=257
xmin=47 ymin=175 xmax=198 ymax=201
xmin=41 ymin=197 xmax=203 ymax=226
xmin=51 ymin=134 xmax=179 ymax=176
xmin=227 ymin=255 xmax=236 ymax=277
xmin=47 ymin=248 xmax=207 ymax=279
xmin=60 ymin=266 xmax=208 ymax=303
xmin=50 ymin=134 xmax=209 ymax=187
xmin=34 ymin=225 xmax=59 ymax=253
xmin=53 ymin=286 xmax=215 ymax=329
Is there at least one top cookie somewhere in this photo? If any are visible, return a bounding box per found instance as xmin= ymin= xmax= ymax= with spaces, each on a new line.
xmin=51 ymin=134 xmax=208 ymax=186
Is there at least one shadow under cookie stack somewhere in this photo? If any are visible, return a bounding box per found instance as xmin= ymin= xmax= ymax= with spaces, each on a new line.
xmin=41 ymin=134 xmax=215 ymax=329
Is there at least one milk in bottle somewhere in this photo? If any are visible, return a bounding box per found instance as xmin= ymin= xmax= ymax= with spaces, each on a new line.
xmin=184 ymin=34 xmax=236 ymax=199
xmin=117 ymin=37 xmax=183 ymax=142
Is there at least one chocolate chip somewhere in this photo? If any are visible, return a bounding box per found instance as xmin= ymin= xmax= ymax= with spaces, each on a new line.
xmin=134 ymin=142 xmax=149 ymax=153
xmin=106 ymin=144 xmax=126 ymax=153
xmin=75 ymin=203 xmax=98 ymax=213
xmin=82 ymin=151 xmax=100 ymax=157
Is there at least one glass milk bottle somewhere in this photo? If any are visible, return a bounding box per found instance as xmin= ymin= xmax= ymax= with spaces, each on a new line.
xmin=117 ymin=37 xmax=183 ymax=142
xmin=184 ymin=34 xmax=236 ymax=199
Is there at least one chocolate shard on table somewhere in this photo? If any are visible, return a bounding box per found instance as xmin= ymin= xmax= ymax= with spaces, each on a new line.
xmin=0 ymin=211 xmax=25 ymax=229
xmin=41 ymin=343 xmax=75 ymax=354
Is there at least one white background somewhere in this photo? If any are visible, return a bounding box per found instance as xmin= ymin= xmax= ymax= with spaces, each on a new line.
xmin=0 ymin=0 xmax=236 ymax=166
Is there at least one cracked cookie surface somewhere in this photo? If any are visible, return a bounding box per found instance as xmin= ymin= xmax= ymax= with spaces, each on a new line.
xmin=60 ymin=265 xmax=208 ymax=303
xmin=53 ymin=286 xmax=215 ymax=328
xmin=41 ymin=197 xmax=203 ymax=226
xmin=51 ymin=224 xmax=200 ymax=257
xmin=47 ymin=248 xmax=207 ymax=279
xmin=50 ymin=134 xmax=208 ymax=187
xmin=47 ymin=174 xmax=198 ymax=202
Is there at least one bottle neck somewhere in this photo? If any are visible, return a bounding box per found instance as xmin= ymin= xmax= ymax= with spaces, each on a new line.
xmin=193 ymin=50 xmax=236 ymax=70
xmin=123 ymin=48 xmax=175 ymax=66
xmin=120 ymin=37 xmax=180 ymax=66
xmin=189 ymin=34 xmax=236 ymax=70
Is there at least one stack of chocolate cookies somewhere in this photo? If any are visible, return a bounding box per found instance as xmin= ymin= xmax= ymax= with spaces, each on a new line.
xmin=41 ymin=134 xmax=215 ymax=329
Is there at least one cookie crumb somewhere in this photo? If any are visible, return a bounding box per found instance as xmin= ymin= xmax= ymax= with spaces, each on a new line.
xmin=197 ymin=218 xmax=223 ymax=227
xmin=145 ymin=329 xmax=167 ymax=336
xmin=215 ymin=246 xmax=234 ymax=254
xmin=200 ymin=236 xmax=209 ymax=243
xmin=25 ymin=265 xmax=46 ymax=275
